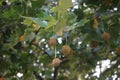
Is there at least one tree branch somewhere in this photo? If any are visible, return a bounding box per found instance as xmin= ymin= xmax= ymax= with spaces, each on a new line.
xmin=53 ymin=67 xmax=59 ymax=80
xmin=32 ymin=43 xmax=53 ymax=60
xmin=33 ymin=71 xmax=44 ymax=80
xmin=52 ymin=58 xmax=69 ymax=80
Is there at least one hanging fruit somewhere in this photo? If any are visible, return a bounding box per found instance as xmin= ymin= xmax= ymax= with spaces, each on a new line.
xmin=52 ymin=58 xmax=61 ymax=67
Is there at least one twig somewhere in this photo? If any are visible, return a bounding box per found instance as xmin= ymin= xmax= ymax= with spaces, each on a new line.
xmin=32 ymin=43 xmax=53 ymax=60
xmin=52 ymin=58 xmax=69 ymax=80
xmin=33 ymin=71 xmax=43 ymax=80
xmin=53 ymin=67 xmax=59 ymax=80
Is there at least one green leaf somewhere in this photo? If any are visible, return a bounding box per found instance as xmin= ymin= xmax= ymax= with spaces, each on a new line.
xmin=1 ymin=44 xmax=12 ymax=50
xmin=66 ymin=18 xmax=89 ymax=31
xmin=30 ymin=17 xmax=47 ymax=27
xmin=52 ymin=0 xmax=72 ymax=15
xmin=21 ymin=16 xmax=47 ymax=27
xmin=45 ymin=17 xmax=57 ymax=29
xmin=21 ymin=18 xmax=33 ymax=26
xmin=37 ymin=11 xmax=51 ymax=20
xmin=78 ymin=18 xmax=89 ymax=27
xmin=58 ymin=0 xmax=72 ymax=11
xmin=55 ymin=18 xmax=67 ymax=31
xmin=25 ymin=32 xmax=36 ymax=42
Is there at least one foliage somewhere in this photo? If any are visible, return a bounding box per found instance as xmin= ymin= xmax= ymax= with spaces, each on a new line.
xmin=0 ymin=0 xmax=120 ymax=80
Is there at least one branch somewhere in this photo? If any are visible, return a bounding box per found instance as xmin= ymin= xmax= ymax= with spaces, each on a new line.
xmin=52 ymin=58 xmax=69 ymax=80
xmin=32 ymin=43 xmax=53 ymax=60
xmin=32 ymin=44 xmax=69 ymax=80
xmin=53 ymin=67 xmax=59 ymax=80
xmin=39 ymin=46 xmax=53 ymax=60
xmin=33 ymin=71 xmax=44 ymax=80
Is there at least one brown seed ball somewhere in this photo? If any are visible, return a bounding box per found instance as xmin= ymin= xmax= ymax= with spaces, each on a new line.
xmin=48 ymin=38 xmax=57 ymax=46
xmin=57 ymin=31 xmax=63 ymax=36
xmin=0 ymin=76 xmax=4 ymax=80
xmin=90 ymin=41 xmax=98 ymax=48
xmin=70 ymin=49 xmax=73 ymax=54
xmin=67 ymin=49 xmax=74 ymax=57
xmin=31 ymin=39 xmax=36 ymax=45
xmin=101 ymin=32 xmax=110 ymax=41
xmin=115 ymin=47 xmax=120 ymax=53
xmin=61 ymin=45 xmax=71 ymax=55
xmin=52 ymin=58 xmax=61 ymax=67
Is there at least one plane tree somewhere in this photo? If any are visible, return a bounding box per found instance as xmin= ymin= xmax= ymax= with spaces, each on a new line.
xmin=0 ymin=0 xmax=120 ymax=80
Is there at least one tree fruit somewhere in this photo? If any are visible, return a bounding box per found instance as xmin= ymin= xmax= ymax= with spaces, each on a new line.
xmin=57 ymin=31 xmax=63 ymax=36
xmin=90 ymin=41 xmax=98 ymax=48
xmin=115 ymin=47 xmax=120 ymax=53
xmin=48 ymin=38 xmax=57 ymax=46
xmin=101 ymin=32 xmax=110 ymax=41
xmin=67 ymin=49 xmax=74 ymax=57
xmin=20 ymin=35 xmax=25 ymax=42
xmin=61 ymin=45 xmax=71 ymax=55
xmin=0 ymin=76 xmax=4 ymax=80
xmin=52 ymin=58 xmax=61 ymax=67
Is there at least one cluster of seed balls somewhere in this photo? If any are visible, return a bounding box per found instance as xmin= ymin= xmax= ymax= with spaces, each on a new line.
xmin=49 ymin=32 xmax=110 ymax=67
xmin=48 ymin=38 xmax=73 ymax=67
xmin=19 ymin=32 xmax=115 ymax=67
xmin=91 ymin=32 xmax=120 ymax=54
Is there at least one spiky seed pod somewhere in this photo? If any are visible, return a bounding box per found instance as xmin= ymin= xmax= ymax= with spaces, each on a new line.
xmin=52 ymin=58 xmax=61 ymax=67
xmin=48 ymin=38 xmax=57 ymax=46
xmin=90 ymin=41 xmax=98 ymax=48
xmin=61 ymin=45 xmax=71 ymax=55
xmin=101 ymin=32 xmax=110 ymax=41
xmin=115 ymin=47 xmax=120 ymax=53
xmin=67 ymin=49 xmax=74 ymax=57
xmin=57 ymin=31 xmax=63 ymax=36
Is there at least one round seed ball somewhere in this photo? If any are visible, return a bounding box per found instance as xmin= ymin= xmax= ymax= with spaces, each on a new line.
xmin=61 ymin=45 xmax=71 ymax=55
xmin=48 ymin=38 xmax=57 ymax=46
xmin=52 ymin=58 xmax=61 ymax=67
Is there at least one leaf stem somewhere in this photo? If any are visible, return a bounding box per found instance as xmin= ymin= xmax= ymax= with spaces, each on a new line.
xmin=55 ymin=45 xmax=57 ymax=58
xmin=66 ymin=37 xmax=68 ymax=45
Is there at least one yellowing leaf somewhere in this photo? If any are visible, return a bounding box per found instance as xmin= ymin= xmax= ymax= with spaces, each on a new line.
xmin=51 ymin=0 xmax=72 ymax=14
xmin=93 ymin=19 xmax=98 ymax=29
xmin=32 ymin=23 xmax=40 ymax=31
xmin=20 ymin=35 xmax=25 ymax=42
xmin=21 ymin=18 xmax=32 ymax=26
xmin=58 ymin=0 xmax=72 ymax=14
xmin=59 ymin=0 xmax=72 ymax=10
xmin=55 ymin=18 xmax=66 ymax=32
xmin=57 ymin=30 xmax=63 ymax=36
